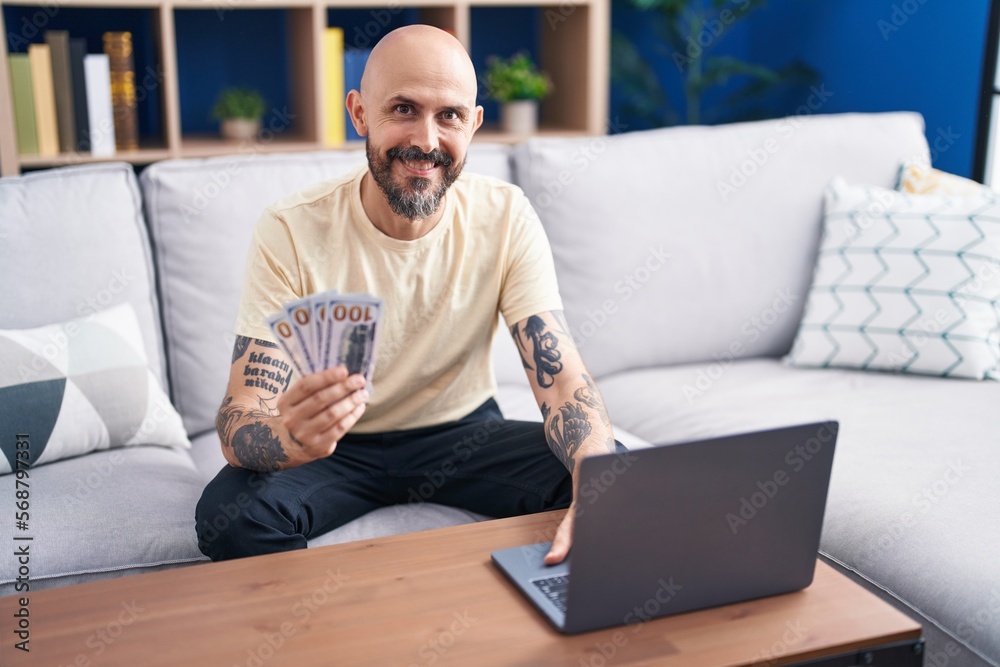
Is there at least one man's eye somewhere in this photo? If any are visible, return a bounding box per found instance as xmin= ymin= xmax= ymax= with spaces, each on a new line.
xmin=442 ymin=111 xmax=458 ymax=121
xmin=395 ymin=104 xmax=412 ymax=114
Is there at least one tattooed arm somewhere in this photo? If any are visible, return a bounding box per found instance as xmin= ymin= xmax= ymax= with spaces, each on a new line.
xmin=510 ymin=311 xmax=616 ymax=473
xmin=511 ymin=311 xmax=617 ymax=564
xmin=216 ymin=335 xmax=369 ymax=472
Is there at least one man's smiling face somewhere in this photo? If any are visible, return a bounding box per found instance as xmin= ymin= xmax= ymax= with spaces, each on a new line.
xmin=349 ymin=26 xmax=484 ymax=222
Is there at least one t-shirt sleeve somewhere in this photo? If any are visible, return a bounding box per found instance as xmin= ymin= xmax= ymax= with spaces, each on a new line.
xmin=233 ymin=208 xmax=304 ymax=343
xmin=499 ymin=194 xmax=564 ymax=328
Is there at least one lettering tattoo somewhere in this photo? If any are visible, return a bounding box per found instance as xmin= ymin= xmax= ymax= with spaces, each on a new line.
xmin=541 ymin=401 xmax=592 ymax=473
xmin=232 ymin=335 xmax=278 ymax=363
xmin=574 ymin=374 xmax=611 ymax=427
xmin=232 ymin=337 xmax=293 ymax=396
xmin=216 ymin=396 xmax=287 ymax=472
xmin=511 ymin=315 xmax=563 ymax=388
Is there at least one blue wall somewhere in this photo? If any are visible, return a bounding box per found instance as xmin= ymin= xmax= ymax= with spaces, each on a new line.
xmin=612 ymin=0 xmax=992 ymax=177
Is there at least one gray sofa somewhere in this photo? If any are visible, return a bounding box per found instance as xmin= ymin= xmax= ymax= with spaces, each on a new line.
xmin=1 ymin=111 xmax=997 ymax=666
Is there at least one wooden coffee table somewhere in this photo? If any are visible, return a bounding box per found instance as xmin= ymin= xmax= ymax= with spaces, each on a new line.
xmin=1 ymin=509 xmax=922 ymax=666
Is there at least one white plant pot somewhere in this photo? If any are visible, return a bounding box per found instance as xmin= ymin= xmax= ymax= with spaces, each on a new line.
xmin=500 ymin=100 xmax=539 ymax=136
xmin=220 ymin=118 xmax=261 ymax=141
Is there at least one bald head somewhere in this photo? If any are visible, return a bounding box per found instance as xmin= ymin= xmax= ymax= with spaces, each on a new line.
xmin=360 ymin=25 xmax=479 ymax=107
xmin=347 ymin=24 xmax=484 ymax=230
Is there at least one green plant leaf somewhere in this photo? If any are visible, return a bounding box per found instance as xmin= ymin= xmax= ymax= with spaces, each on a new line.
xmin=690 ymin=55 xmax=782 ymax=95
xmin=610 ymin=30 xmax=677 ymax=127
xmin=611 ymin=0 xmax=819 ymax=127
xmin=718 ymin=59 xmax=819 ymax=109
xmin=212 ymin=87 xmax=267 ymax=120
xmin=482 ymin=52 xmax=552 ymax=102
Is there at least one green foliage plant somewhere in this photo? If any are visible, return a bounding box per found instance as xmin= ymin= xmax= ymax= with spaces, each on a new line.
xmin=612 ymin=0 xmax=817 ymax=127
xmin=212 ymin=87 xmax=267 ymax=121
xmin=483 ymin=52 xmax=553 ymax=103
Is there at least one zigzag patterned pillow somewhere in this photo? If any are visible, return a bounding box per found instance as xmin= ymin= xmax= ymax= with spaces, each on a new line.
xmin=786 ymin=177 xmax=1000 ymax=379
xmin=0 ymin=303 xmax=190 ymax=474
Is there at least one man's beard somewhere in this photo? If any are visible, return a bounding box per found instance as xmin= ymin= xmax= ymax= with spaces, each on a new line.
xmin=366 ymin=141 xmax=465 ymax=220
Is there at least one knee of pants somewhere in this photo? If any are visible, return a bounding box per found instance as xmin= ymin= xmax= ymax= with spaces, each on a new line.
xmin=195 ymin=468 xmax=277 ymax=560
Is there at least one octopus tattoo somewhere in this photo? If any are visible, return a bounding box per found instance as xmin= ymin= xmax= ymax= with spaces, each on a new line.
xmin=512 ymin=315 xmax=563 ymax=388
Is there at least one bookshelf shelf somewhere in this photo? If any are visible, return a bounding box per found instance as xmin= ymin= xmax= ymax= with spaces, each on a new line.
xmin=179 ymin=135 xmax=324 ymax=158
xmin=0 ymin=0 xmax=608 ymax=176
xmin=17 ymin=146 xmax=171 ymax=168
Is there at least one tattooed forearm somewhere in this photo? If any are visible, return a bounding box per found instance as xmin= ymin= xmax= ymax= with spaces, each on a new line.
xmin=511 ymin=315 xmax=563 ymax=388
xmin=574 ymin=374 xmax=611 ymax=427
xmin=233 ymin=338 xmax=293 ymax=396
xmin=216 ymin=396 xmax=288 ymax=472
xmin=232 ymin=335 xmax=278 ymax=363
xmin=542 ymin=400 xmax=593 ymax=473
xmin=232 ymin=336 xmax=251 ymax=363
xmin=551 ymin=311 xmax=572 ymax=337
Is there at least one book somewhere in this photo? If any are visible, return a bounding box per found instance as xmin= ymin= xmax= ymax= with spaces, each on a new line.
xmin=27 ymin=43 xmax=59 ymax=157
xmin=323 ymin=27 xmax=346 ymax=147
xmin=83 ymin=54 xmax=116 ymax=157
xmin=8 ymin=54 xmax=38 ymax=156
xmin=69 ymin=38 xmax=91 ymax=153
xmin=45 ymin=30 xmax=76 ymax=153
xmin=344 ymin=48 xmax=370 ymax=142
xmin=102 ymin=31 xmax=138 ymax=151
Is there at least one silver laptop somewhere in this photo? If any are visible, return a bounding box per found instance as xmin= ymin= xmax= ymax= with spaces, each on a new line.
xmin=491 ymin=421 xmax=839 ymax=634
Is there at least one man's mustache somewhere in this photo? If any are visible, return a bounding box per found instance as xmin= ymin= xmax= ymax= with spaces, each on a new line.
xmin=387 ymin=146 xmax=454 ymax=169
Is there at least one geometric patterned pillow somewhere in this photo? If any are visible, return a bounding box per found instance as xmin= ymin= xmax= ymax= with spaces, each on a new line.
xmin=0 ymin=303 xmax=190 ymax=474
xmin=896 ymin=159 xmax=994 ymax=198
xmin=785 ymin=177 xmax=1000 ymax=379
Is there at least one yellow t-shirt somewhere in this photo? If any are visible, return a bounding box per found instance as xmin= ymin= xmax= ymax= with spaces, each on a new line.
xmin=234 ymin=166 xmax=563 ymax=432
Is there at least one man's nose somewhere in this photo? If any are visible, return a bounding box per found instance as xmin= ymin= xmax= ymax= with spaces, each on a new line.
xmin=409 ymin=115 xmax=440 ymax=155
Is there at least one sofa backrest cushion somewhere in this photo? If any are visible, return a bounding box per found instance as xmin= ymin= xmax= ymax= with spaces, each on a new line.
xmin=0 ymin=163 xmax=167 ymax=386
xmin=511 ymin=112 xmax=931 ymax=378
xmin=140 ymin=144 xmax=513 ymax=437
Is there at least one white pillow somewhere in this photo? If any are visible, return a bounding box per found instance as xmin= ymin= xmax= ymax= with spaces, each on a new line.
xmin=0 ymin=303 xmax=190 ymax=474
xmin=786 ymin=177 xmax=1000 ymax=379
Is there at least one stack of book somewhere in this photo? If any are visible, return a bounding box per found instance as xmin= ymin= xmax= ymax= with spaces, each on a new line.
xmin=323 ymin=27 xmax=371 ymax=146
xmin=7 ymin=30 xmax=138 ymax=158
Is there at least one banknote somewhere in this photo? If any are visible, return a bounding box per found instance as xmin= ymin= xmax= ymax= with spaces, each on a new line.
xmin=267 ymin=291 xmax=381 ymax=387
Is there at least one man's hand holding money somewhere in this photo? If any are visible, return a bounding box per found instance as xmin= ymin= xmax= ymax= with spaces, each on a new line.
xmin=274 ymin=365 xmax=369 ymax=466
xmin=261 ymin=290 xmax=383 ymax=467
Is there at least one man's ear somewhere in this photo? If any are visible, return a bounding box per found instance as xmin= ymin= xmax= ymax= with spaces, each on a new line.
xmin=472 ymin=105 xmax=484 ymax=134
xmin=346 ymin=90 xmax=367 ymax=137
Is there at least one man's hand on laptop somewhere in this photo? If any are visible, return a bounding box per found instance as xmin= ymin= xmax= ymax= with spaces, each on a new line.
xmin=543 ymin=440 xmax=616 ymax=565
xmin=544 ymin=501 xmax=576 ymax=565
xmin=277 ymin=366 xmax=370 ymax=466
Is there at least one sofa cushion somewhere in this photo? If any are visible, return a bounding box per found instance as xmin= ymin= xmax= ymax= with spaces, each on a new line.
xmin=786 ymin=178 xmax=1000 ymax=379
xmin=0 ymin=446 xmax=207 ymax=596
xmin=307 ymin=503 xmax=492 ymax=548
xmin=0 ymin=304 xmax=189 ymax=473
xmin=0 ymin=162 xmax=167 ymax=386
xmin=512 ymin=112 xmax=931 ymax=378
xmin=595 ymin=358 xmax=1000 ymax=667
xmin=898 ymin=160 xmax=993 ymax=197
xmin=140 ymin=144 xmax=514 ymax=439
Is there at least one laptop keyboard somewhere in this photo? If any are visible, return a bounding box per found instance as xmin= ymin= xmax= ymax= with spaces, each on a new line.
xmin=531 ymin=575 xmax=570 ymax=612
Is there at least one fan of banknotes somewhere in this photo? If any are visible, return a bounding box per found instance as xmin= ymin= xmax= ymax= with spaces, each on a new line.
xmin=267 ymin=291 xmax=383 ymax=384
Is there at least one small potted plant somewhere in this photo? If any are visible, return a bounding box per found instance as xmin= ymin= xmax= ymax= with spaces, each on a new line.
xmin=212 ymin=87 xmax=267 ymax=141
xmin=483 ymin=52 xmax=552 ymax=136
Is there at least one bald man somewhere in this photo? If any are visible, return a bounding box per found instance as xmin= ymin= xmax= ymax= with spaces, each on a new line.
xmin=196 ymin=25 xmax=623 ymax=564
